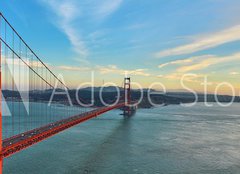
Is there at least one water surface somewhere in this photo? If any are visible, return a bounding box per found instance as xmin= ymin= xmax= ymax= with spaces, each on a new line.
xmin=4 ymin=103 xmax=240 ymax=174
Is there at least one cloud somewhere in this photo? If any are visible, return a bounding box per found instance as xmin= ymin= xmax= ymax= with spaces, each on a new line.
xmin=2 ymin=56 xmax=47 ymax=68
xmin=155 ymin=25 xmax=240 ymax=58
xmin=57 ymin=65 xmax=90 ymax=71
xmin=158 ymin=59 xmax=193 ymax=69
xmin=56 ymin=64 xmax=151 ymax=77
xmin=157 ymin=75 xmax=163 ymax=78
xmin=175 ymin=55 xmax=216 ymax=73
xmin=164 ymin=73 xmax=204 ymax=83
xmin=62 ymin=24 xmax=88 ymax=56
xmin=95 ymin=0 xmax=123 ymax=20
xmin=158 ymin=53 xmax=240 ymax=73
xmin=177 ymin=53 xmax=240 ymax=73
xmin=41 ymin=0 xmax=123 ymax=63
xmin=97 ymin=65 xmax=151 ymax=77
xmin=229 ymin=72 xmax=240 ymax=75
xmin=41 ymin=0 xmax=88 ymax=60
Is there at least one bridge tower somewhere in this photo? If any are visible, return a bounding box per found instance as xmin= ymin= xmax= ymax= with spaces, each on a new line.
xmin=123 ymin=77 xmax=135 ymax=116
xmin=124 ymin=77 xmax=131 ymax=106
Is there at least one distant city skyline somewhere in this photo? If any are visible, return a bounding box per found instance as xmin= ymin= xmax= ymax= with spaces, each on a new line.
xmin=1 ymin=0 xmax=240 ymax=95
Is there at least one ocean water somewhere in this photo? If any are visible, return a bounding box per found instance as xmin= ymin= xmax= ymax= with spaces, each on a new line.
xmin=3 ymin=103 xmax=240 ymax=174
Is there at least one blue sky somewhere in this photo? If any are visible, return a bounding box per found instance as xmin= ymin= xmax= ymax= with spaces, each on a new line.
xmin=1 ymin=0 xmax=240 ymax=93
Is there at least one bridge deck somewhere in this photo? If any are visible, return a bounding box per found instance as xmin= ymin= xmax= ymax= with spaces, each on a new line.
xmin=2 ymin=103 xmax=125 ymax=158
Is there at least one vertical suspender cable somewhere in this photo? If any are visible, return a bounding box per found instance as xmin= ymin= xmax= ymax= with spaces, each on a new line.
xmin=12 ymin=29 xmax=14 ymax=136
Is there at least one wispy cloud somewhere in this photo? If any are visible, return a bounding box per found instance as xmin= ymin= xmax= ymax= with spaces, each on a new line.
xmin=41 ymin=0 xmax=88 ymax=62
xmin=57 ymin=65 xmax=90 ymax=72
xmin=158 ymin=53 xmax=240 ymax=73
xmin=41 ymin=0 xmax=123 ymax=63
xmin=94 ymin=0 xmax=123 ymax=20
xmin=155 ymin=25 xmax=240 ymax=58
xmin=97 ymin=65 xmax=151 ymax=76
xmin=229 ymin=71 xmax=240 ymax=75
xmin=158 ymin=59 xmax=193 ymax=69
xmin=175 ymin=55 xmax=218 ymax=73
xmin=177 ymin=53 xmax=240 ymax=73
xmin=164 ymin=73 xmax=204 ymax=83
xmin=56 ymin=64 xmax=151 ymax=77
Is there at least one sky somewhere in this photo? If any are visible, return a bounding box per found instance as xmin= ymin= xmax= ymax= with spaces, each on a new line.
xmin=1 ymin=0 xmax=240 ymax=94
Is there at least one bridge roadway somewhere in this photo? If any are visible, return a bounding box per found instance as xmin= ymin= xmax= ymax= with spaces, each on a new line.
xmin=1 ymin=102 xmax=125 ymax=158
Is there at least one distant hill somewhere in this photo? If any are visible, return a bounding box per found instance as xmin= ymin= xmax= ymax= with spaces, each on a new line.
xmin=2 ymin=88 xmax=239 ymax=108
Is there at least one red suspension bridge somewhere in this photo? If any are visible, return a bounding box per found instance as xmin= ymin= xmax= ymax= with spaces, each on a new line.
xmin=0 ymin=13 xmax=137 ymax=173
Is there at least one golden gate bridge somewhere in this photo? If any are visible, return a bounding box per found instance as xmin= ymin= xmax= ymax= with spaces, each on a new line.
xmin=0 ymin=13 xmax=137 ymax=173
